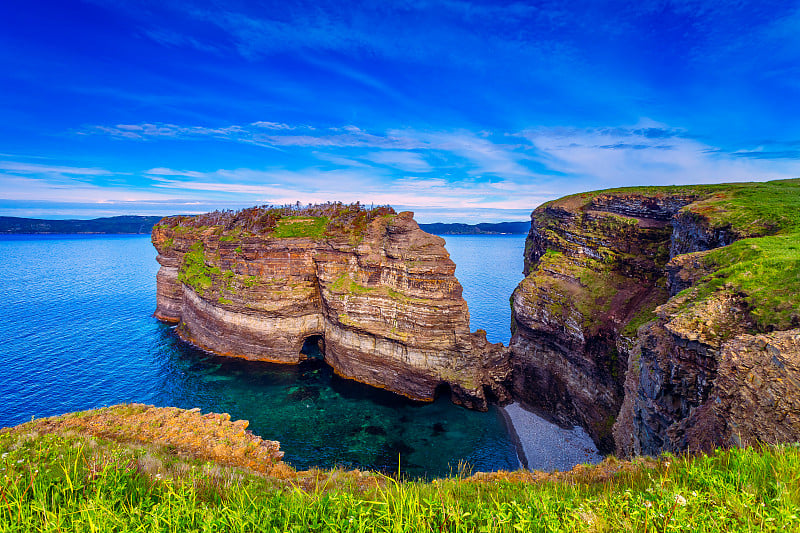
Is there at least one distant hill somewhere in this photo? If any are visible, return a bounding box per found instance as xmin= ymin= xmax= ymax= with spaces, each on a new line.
xmin=0 ymin=216 xmax=531 ymax=236
xmin=0 ymin=215 xmax=162 ymax=234
xmin=419 ymin=221 xmax=530 ymax=235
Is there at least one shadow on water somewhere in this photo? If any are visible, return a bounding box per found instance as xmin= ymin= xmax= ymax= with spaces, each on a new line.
xmin=153 ymin=325 xmax=517 ymax=478
xmin=0 ymin=235 xmax=524 ymax=480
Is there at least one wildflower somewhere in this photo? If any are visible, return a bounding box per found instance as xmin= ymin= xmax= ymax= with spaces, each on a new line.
xmin=664 ymin=461 xmax=671 ymax=468
xmin=674 ymin=494 xmax=687 ymax=506
xmin=644 ymin=502 xmax=653 ymax=508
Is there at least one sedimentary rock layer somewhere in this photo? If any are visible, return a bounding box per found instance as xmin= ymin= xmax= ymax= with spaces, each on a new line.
xmin=152 ymin=205 xmax=509 ymax=409
xmin=510 ymin=180 xmax=800 ymax=455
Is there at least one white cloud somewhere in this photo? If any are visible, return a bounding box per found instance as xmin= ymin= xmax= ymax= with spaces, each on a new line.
xmin=85 ymin=122 xmax=538 ymax=179
xmin=146 ymin=167 xmax=210 ymax=179
xmin=141 ymin=164 xmax=556 ymax=216
xmin=400 ymin=130 xmax=535 ymax=178
xmin=0 ymin=161 xmax=112 ymax=176
xmin=519 ymin=122 xmax=800 ymax=188
xmin=361 ymin=151 xmax=432 ymax=172
xmin=251 ymin=121 xmax=303 ymax=130
xmin=0 ymin=174 xmax=175 ymax=203
xmin=27 ymin=118 xmax=800 ymax=222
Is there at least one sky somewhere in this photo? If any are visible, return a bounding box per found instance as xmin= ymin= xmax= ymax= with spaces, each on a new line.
xmin=1 ymin=0 xmax=799 ymax=222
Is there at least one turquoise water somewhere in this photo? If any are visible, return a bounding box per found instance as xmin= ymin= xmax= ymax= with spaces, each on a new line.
xmin=0 ymin=234 xmax=525 ymax=478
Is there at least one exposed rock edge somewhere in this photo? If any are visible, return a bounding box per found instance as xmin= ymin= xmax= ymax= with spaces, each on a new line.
xmin=509 ymin=179 xmax=800 ymax=455
xmin=152 ymin=206 xmax=510 ymax=410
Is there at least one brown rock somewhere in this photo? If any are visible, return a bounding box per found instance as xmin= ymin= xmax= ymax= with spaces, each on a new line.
xmin=510 ymin=188 xmax=800 ymax=457
xmin=153 ymin=206 xmax=510 ymax=409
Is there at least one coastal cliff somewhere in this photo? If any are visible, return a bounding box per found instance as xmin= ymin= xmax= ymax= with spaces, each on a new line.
xmin=152 ymin=203 xmax=509 ymax=409
xmin=510 ymin=179 xmax=800 ymax=455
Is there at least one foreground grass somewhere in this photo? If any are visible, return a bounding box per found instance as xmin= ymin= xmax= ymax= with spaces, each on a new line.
xmin=1 ymin=426 xmax=799 ymax=532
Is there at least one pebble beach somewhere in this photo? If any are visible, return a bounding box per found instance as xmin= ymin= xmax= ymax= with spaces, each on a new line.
xmin=502 ymin=402 xmax=603 ymax=472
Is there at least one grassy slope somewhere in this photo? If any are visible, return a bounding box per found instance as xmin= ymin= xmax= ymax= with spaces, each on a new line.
xmin=543 ymin=178 xmax=800 ymax=334
xmin=2 ymin=414 xmax=799 ymax=532
xmin=673 ymin=179 xmax=800 ymax=332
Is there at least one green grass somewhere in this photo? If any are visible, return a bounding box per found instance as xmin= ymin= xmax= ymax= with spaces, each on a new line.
xmin=271 ymin=216 xmax=329 ymax=239
xmin=679 ymin=234 xmax=800 ymax=332
xmin=330 ymin=274 xmax=375 ymax=295
xmin=539 ymin=179 xmax=800 ymax=335
xmin=1 ymin=427 xmax=799 ymax=532
xmin=177 ymin=243 xmax=218 ymax=296
xmin=548 ymin=178 xmax=800 ymax=238
xmin=686 ymin=179 xmax=800 ymax=236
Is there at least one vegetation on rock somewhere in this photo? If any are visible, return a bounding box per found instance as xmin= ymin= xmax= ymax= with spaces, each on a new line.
xmin=512 ymin=178 xmax=800 ymax=456
xmin=155 ymin=202 xmax=396 ymax=242
xmin=2 ymin=406 xmax=799 ymax=531
xmin=536 ymin=178 xmax=800 ymax=340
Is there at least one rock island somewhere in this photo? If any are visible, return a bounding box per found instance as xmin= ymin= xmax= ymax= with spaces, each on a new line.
xmin=152 ymin=203 xmax=509 ymax=410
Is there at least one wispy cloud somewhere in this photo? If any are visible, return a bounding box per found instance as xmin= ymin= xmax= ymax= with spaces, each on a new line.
xmin=11 ymin=117 xmax=800 ymax=221
xmin=141 ymin=163 xmax=552 ymax=218
xmin=141 ymin=27 xmax=222 ymax=55
xmin=82 ymin=117 xmax=800 ymax=196
xmin=84 ymin=122 xmax=538 ymax=178
xmin=0 ymin=174 xmax=174 ymax=204
xmin=361 ymin=151 xmax=432 ymax=172
xmin=0 ymin=161 xmax=113 ymax=176
xmin=251 ymin=121 xmax=309 ymax=130
xmin=518 ymin=119 xmax=800 ymax=187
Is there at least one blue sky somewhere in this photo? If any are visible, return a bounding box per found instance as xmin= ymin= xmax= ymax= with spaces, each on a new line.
xmin=1 ymin=0 xmax=799 ymax=222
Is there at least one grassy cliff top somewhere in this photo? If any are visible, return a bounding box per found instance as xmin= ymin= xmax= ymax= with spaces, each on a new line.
xmin=544 ymin=178 xmax=800 ymax=238
xmin=155 ymin=202 xmax=396 ymax=241
xmin=2 ymin=405 xmax=799 ymax=531
xmin=538 ymin=178 xmax=800 ymax=334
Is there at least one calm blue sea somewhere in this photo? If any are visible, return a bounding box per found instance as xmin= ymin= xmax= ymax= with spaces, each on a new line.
xmin=0 ymin=233 xmax=526 ymax=478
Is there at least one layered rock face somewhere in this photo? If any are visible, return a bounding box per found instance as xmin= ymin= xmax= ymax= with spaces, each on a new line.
xmin=510 ymin=180 xmax=800 ymax=456
xmin=153 ymin=205 xmax=509 ymax=409
xmin=509 ymin=193 xmax=693 ymax=452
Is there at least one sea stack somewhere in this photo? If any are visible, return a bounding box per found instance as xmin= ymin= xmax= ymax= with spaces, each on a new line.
xmin=152 ymin=203 xmax=510 ymax=409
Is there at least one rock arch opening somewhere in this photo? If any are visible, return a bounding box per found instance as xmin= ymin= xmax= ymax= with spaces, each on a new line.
xmin=300 ymin=335 xmax=325 ymax=361
xmin=433 ymin=382 xmax=452 ymax=401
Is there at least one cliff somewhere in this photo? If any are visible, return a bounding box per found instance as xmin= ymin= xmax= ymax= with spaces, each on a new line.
xmin=152 ymin=203 xmax=509 ymax=410
xmin=7 ymin=406 xmax=798 ymax=531
xmin=510 ymin=179 xmax=800 ymax=455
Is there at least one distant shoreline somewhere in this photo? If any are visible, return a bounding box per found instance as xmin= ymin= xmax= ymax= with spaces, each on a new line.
xmin=419 ymin=221 xmax=530 ymax=235
xmin=0 ymin=215 xmax=531 ymax=236
xmin=0 ymin=215 xmax=161 ymax=235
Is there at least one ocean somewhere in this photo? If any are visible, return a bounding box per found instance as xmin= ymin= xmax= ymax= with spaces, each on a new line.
xmin=0 ymin=233 xmax=532 ymax=478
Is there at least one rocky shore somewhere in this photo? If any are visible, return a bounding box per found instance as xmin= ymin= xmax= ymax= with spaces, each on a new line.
xmin=509 ymin=179 xmax=800 ymax=457
xmin=151 ymin=181 xmax=800 ymax=461
xmin=502 ymin=402 xmax=602 ymax=472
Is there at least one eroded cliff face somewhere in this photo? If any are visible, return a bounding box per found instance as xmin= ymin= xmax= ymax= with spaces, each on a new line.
xmin=153 ymin=205 xmax=509 ymax=410
xmin=510 ymin=180 xmax=800 ymax=456
xmin=509 ymin=193 xmax=692 ymax=452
